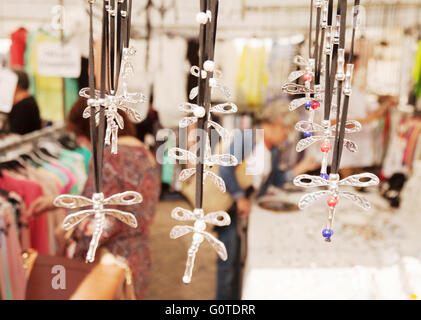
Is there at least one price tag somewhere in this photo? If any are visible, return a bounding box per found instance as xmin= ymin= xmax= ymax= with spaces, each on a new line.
xmin=37 ymin=41 xmax=81 ymax=78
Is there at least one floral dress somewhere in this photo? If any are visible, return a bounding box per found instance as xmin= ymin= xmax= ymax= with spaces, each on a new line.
xmin=72 ymin=143 xmax=161 ymax=299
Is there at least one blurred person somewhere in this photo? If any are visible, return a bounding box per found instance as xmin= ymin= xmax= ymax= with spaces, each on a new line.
xmin=216 ymin=101 xmax=319 ymax=300
xmin=65 ymin=97 xmax=161 ymax=299
xmin=8 ymin=68 xmax=42 ymax=134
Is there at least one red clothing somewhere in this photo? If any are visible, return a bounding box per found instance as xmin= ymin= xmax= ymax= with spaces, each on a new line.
xmin=9 ymin=28 xmax=28 ymax=67
xmin=0 ymin=172 xmax=49 ymax=254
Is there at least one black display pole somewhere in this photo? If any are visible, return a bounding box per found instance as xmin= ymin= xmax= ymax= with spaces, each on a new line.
xmin=323 ymin=0 xmax=334 ymax=120
xmin=194 ymin=0 xmax=209 ymax=210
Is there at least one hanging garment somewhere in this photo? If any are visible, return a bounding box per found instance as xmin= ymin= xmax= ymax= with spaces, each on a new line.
xmin=235 ymin=43 xmax=268 ymax=111
xmin=9 ymin=28 xmax=28 ymax=68
xmin=151 ymin=35 xmax=188 ymax=128
xmin=412 ymin=40 xmax=421 ymax=98
xmin=74 ymin=146 xmax=92 ymax=174
xmin=24 ymin=29 xmax=79 ymax=122
xmin=213 ymin=40 xmax=239 ymax=102
xmin=0 ymin=172 xmax=48 ymax=254
xmin=0 ymin=198 xmax=27 ymax=300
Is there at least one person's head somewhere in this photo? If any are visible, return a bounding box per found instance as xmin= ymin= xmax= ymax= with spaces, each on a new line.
xmin=11 ymin=68 xmax=30 ymax=104
xmin=67 ymin=97 xmax=136 ymax=145
xmin=257 ymin=100 xmax=298 ymax=149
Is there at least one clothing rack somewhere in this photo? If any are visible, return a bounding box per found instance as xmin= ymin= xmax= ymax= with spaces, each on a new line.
xmin=0 ymin=122 xmax=65 ymax=153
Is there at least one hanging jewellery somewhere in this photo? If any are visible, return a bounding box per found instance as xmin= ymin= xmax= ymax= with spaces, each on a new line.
xmin=170 ymin=207 xmax=230 ymax=283
xmin=284 ymin=0 xmax=379 ymax=242
xmin=294 ymin=172 xmax=379 ymax=242
xmin=82 ymin=1 xmax=145 ymax=155
xmin=54 ymin=0 xmax=143 ymax=263
xmin=54 ymin=192 xmax=142 ymax=262
xmin=168 ymin=0 xmax=238 ymax=284
xmin=79 ymin=48 xmax=145 ymax=154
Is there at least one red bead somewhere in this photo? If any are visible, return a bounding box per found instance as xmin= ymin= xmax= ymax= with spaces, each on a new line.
xmin=327 ymin=196 xmax=338 ymax=207
xmin=303 ymin=73 xmax=313 ymax=82
xmin=311 ymin=100 xmax=320 ymax=109
xmin=320 ymin=141 xmax=332 ymax=153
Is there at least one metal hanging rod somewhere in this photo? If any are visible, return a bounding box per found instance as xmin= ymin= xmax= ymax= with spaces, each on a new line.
xmin=0 ymin=122 xmax=65 ymax=152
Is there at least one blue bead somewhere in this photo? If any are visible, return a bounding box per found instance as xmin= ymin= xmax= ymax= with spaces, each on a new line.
xmin=304 ymin=132 xmax=312 ymax=138
xmin=320 ymin=173 xmax=329 ymax=180
xmin=322 ymin=228 xmax=333 ymax=239
xmin=305 ymin=101 xmax=312 ymax=110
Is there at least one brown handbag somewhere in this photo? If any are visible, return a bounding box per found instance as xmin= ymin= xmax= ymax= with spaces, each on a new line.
xmin=24 ymin=249 xmax=135 ymax=300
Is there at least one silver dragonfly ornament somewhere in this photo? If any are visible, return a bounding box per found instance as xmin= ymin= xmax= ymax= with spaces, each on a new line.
xmin=189 ymin=65 xmax=231 ymax=100
xmin=54 ymin=191 xmax=142 ymax=262
xmin=169 ymin=138 xmax=237 ymax=193
xmin=294 ymin=119 xmax=361 ymax=153
xmin=80 ymin=47 xmax=145 ymax=154
xmin=293 ymin=172 xmax=379 ymax=241
xmin=177 ymin=101 xmax=237 ymax=145
xmin=170 ymin=207 xmax=230 ymax=283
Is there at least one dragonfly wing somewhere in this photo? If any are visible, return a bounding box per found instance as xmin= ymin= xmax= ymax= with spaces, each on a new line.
xmin=216 ymin=83 xmax=231 ymax=98
xmin=179 ymin=117 xmax=198 ymax=128
xmin=295 ymin=121 xmax=324 ymax=133
xmin=82 ymin=106 xmax=99 ymax=119
xmin=287 ymin=70 xmax=306 ymax=82
xmin=293 ymin=174 xmax=330 ymax=188
xmin=204 ymin=211 xmax=231 ymax=227
xmin=171 ymin=207 xmax=196 ymax=221
xmin=179 ymin=168 xmax=196 ymax=181
xmin=170 ymin=225 xmax=195 ymax=240
xmin=339 ymin=173 xmax=379 ymax=188
xmin=103 ymin=191 xmax=143 ymax=206
xmin=62 ymin=210 xmax=95 ymax=230
xmin=344 ymin=120 xmax=362 ymax=133
xmin=210 ymin=102 xmax=238 ymax=114
xmin=288 ymin=97 xmax=308 ymax=111
xmin=208 ymin=120 xmax=231 ymax=145
xmin=343 ymin=139 xmax=358 ymax=152
xmin=54 ymin=194 xmax=93 ymax=209
xmin=189 ymin=87 xmax=199 ymax=100
xmin=209 ymin=153 xmax=238 ymax=167
xmin=340 ymin=191 xmax=371 ymax=210
xmin=168 ymin=147 xmax=197 ymax=163
xmin=179 ymin=102 xmax=200 ymax=114
xmin=282 ymin=83 xmax=309 ymax=95
xmin=114 ymin=112 xmax=125 ymax=129
xmin=293 ymin=55 xmax=307 ymax=66
xmin=121 ymin=106 xmax=143 ymax=123
xmin=204 ymin=170 xmax=226 ymax=192
xmin=296 ymin=136 xmax=323 ymax=152
xmin=102 ymin=209 xmax=138 ymax=228
xmin=201 ymin=231 xmax=228 ymax=261
xmin=298 ymin=191 xmax=331 ymax=209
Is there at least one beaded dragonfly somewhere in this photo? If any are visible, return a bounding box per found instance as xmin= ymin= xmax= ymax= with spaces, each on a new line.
xmin=170 ymin=207 xmax=230 ymax=283
xmin=294 ymin=119 xmax=361 ymax=179
xmin=54 ymin=191 xmax=142 ymax=263
xmin=293 ymin=172 xmax=379 ymax=241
